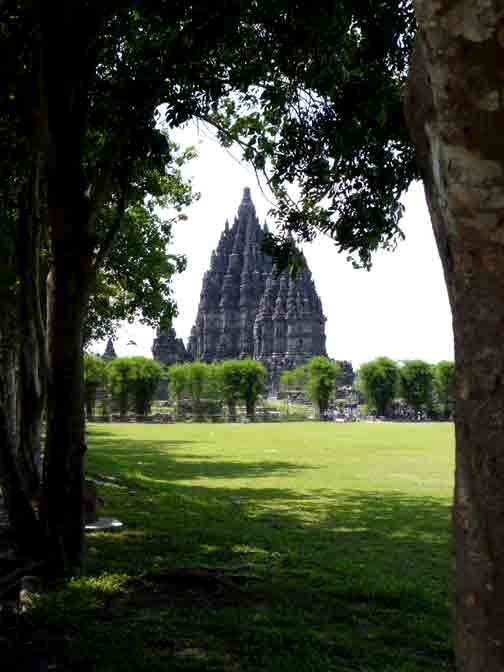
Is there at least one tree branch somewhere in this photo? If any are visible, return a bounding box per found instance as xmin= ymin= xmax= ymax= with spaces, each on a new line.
xmin=93 ymin=186 xmax=128 ymax=271
xmin=86 ymin=147 xmax=119 ymax=231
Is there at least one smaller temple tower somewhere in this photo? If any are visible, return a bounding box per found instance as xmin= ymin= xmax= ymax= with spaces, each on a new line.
xmin=102 ymin=338 xmax=117 ymax=361
xmin=151 ymin=328 xmax=189 ymax=365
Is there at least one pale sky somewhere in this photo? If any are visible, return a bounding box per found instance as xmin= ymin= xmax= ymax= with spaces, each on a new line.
xmin=94 ymin=123 xmax=454 ymax=368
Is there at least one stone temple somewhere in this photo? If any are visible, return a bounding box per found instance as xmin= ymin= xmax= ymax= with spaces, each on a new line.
xmin=152 ymin=187 xmax=328 ymax=385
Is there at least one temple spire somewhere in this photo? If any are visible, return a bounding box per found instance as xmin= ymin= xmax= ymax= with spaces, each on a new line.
xmin=237 ymin=187 xmax=256 ymax=227
xmin=241 ymin=186 xmax=252 ymax=204
xmin=102 ymin=338 xmax=117 ymax=360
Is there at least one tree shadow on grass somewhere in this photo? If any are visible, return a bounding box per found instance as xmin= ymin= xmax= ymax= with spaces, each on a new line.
xmin=67 ymin=431 xmax=455 ymax=671
xmin=53 ymin=486 xmax=453 ymax=672
xmin=250 ymin=489 xmax=452 ymax=607
xmin=85 ymin=432 xmax=451 ymax=591
xmin=87 ymin=436 xmax=317 ymax=483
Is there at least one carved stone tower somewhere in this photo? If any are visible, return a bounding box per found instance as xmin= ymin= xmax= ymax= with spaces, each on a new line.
xmin=184 ymin=188 xmax=327 ymax=373
xmin=153 ymin=188 xmax=328 ymax=383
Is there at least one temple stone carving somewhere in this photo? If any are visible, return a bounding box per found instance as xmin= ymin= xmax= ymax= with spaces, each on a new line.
xmin=153 ymin=187 xmax=328 ymax=385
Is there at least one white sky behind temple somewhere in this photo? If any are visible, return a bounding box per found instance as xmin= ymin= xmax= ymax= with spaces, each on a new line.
xmin=94 ymin=123 xmax=454 ymax=368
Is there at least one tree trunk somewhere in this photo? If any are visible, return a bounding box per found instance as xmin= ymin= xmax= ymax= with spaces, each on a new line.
xmin=26 ymin=5 xmax=119 ymax=574
xmin=42 ymin=263 xmax=90 ymax=573
xmin=317 ymin=398 xmax=328 ymax=421
xmin=227 ymin=400 xmax=237 ymax=422
xmin=246 ymin=399 xmax=255 ymax=421
xmin=119 ymin=389 xmax=129 ymax=418
xmin=0 ymin=332 xmax=43 ymax=556
xmin=406 ymin=3 xmax=504 ymax=668
xmin=176 ymin=395 xmax=183 ymax=421
xmin=17 ymin=148 xmax=47 ymax=496
xmin=18 ymin=316 xmax=45 ymax=495
xmin=101 ymin=392 xmax=110 ymax=419
xmin=134 ymin=389 xmax=149 ymax=417
xmin=4 ymin=343 xmax=17 ymax=453
xmin=194 ymin=398 xmax=203 ymax=422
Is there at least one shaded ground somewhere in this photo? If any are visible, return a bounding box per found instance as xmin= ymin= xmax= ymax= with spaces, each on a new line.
xmin=3 ymin=422 xmax=455 ymax=671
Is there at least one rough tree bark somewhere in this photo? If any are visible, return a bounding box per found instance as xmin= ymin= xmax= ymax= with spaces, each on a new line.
xmin=3 ymin=341 xmax=16 ymax=452
xmin=17 ymin=178 xmax=46 ymax=495
xmin=42 ymin=258 xmax=93 ymax=572
xmin=405 ymin=2 xmax=504 ymax=669
xmin=0 ymin=331 xmax=43 ymax=555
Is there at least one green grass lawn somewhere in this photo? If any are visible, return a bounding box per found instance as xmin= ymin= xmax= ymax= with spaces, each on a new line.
xmin=25 ymin=422 xmax=454 ymax=671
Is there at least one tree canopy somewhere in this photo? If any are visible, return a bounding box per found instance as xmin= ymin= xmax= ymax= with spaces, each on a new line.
xmin=83 ymin=353 xmax=108 ymax=417
xmin=433 ymin=361 xmax=455 ymax=420
xmin=219 ymin=360 xmax=245 ymax=422
xmin=399 ymin=359 xmax=434 ymax=415
xmin=237 ymin=359 xmax=267 ymax=420
xmin=306 ymin=356 xmax=341 ymax=419
xmin=168 ymin=363 xmax=189 ymax=420
xmin=186 ymin=362 xmax=209 ymax=422
xmin=280 ymin=364 xmax=309 ymax=395
xmin=282 ymin=357 xmax=340 ymax=419
xmin=128 ymin=356 xmax=164 ymax=416
xmin=84 ymin=142 xmax=196 ymax=342
xmin=107 ymin=357 xmax=136 ymax=417
xmin=358 ymin=357 xmax=399 ymax=417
